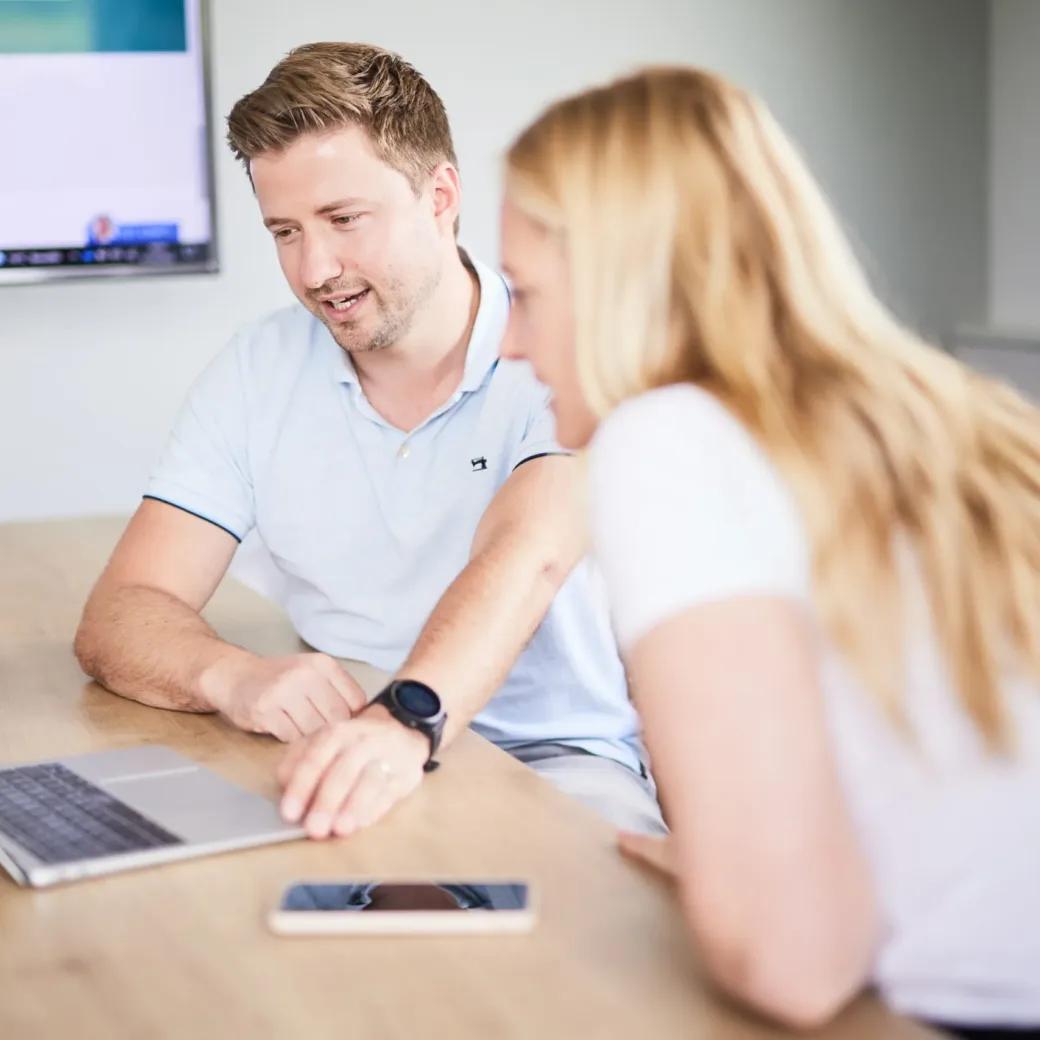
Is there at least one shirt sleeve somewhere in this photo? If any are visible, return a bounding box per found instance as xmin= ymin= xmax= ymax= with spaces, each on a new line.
xmin=510 ymin=377 xmax=570 ymax=470
xmin=587 ymin=385 xmax=807 ymax=653
xmin=144 ymin=334 xmax=255 ymax=541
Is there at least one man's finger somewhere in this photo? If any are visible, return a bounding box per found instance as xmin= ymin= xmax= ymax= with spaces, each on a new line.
xmin=276 ymin=729 xmax=316 ymax=787
xmin=282 ymin=693 xmax=325 ymax=737
xmin=279 ymin=726 xmax=349 ymax=822
xmin=309 ymin=684 xmax=355 ymax=727
xmin=267 ymin=708 xmax=304 ymax=744
xmin=302 ymin=743 xmax=369 ymax=839
xmin=324 ymin=665 xmax=368 ymax=715
xmin=332 ymin=758 xmax=397 ymax=836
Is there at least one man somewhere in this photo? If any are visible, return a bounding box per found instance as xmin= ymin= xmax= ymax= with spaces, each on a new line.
xmin=74 ymin=42 xmax=665 ymax=840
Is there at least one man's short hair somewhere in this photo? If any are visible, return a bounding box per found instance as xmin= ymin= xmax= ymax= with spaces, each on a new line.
xmin=226 ymin=42 xmax=458 ymax=198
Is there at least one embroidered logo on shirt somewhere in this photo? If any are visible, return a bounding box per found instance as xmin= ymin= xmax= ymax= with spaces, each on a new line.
xmin=471 ymin=457 xmax=488 ymax=471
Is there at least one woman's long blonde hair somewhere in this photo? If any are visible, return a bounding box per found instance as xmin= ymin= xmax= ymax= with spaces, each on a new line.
xmin=506 ymin=67 xmax=1040 ymax=749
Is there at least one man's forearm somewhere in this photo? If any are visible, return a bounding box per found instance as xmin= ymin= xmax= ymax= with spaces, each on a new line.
xmin=395 ymin=535 xmax=569 ymax=745
xmin=74 ymin=584 xmax=254 ymax=712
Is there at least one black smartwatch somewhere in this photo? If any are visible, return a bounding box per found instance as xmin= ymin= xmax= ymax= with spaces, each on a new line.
xmin=369 ymin=680 xmax=447 ymax=773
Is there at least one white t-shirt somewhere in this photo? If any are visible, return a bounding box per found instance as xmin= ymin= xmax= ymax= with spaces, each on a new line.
xmin=587 ymin=383 xmax=1040 ymax=1026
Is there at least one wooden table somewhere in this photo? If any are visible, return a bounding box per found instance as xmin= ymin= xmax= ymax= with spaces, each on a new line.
xmin=0 ymin=518 xmax=937 ymax=1040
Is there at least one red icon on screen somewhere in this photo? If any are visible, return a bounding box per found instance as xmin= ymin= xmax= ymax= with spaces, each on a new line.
xmin=89 ymin=215 xmax=117 ymax=245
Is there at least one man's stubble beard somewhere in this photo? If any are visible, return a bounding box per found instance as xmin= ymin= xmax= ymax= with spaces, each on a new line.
xmin=324 ymin=258 xmax=443 ymax=355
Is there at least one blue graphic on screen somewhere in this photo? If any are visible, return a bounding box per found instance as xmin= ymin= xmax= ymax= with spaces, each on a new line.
xmin=86 ymin=216 xmax=179 ymax=246
xmin=0 ymin=0 xmax=187 ymax=55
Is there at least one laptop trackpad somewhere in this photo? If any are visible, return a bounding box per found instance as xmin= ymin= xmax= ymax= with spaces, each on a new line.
xmin=57 ymin=745 xmax=296 ymax=845
xmin=104 ymin=766 xmax=293 ymax=844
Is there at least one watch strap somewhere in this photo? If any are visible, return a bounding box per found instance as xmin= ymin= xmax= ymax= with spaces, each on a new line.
xmin=373 ymin=683 xmax=444 ymax=771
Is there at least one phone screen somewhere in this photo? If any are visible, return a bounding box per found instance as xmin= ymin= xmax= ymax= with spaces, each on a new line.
xmin=280 ymin=881 xmax=529 ymax=913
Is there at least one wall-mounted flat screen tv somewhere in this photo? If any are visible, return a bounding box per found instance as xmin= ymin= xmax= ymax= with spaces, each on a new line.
xmin=0 ymin=0 xmax=217 ymax=285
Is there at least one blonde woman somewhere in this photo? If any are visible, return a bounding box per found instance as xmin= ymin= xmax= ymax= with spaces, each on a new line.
xmin=498 ymin=68 xmax=1040 ymax=1037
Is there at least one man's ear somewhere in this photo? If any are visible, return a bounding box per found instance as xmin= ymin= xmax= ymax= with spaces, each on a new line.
xmin=429 ymin=162 xmax=462 ymax=232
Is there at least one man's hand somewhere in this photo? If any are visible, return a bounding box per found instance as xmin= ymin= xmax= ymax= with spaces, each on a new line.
xmin=206 ymin=653 xmax=367 ymax=741
xmin=276 ymin=705 xmax=429 ymax=839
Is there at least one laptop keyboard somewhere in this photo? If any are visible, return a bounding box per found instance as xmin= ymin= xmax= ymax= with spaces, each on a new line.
xmin=0 ymin=762 xmax=183 ymax=866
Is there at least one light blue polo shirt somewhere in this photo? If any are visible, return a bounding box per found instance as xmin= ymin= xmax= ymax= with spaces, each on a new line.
xmin=146 ymin=256 xmax=641 ymax=771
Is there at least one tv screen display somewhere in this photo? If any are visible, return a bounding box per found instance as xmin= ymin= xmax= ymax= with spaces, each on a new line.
xmin=0 ymin=0 xmax=217 ymax=284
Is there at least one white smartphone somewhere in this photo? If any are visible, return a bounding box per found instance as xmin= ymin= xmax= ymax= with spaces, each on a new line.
xmin=268 ymin=880 xmax=535 ymax=936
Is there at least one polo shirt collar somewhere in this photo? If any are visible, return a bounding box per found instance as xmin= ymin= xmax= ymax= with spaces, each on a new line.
xmin=458 ymin=251 xmax=508 ymax=393
xmin=322 ymin=249 xmax=508 ymax=392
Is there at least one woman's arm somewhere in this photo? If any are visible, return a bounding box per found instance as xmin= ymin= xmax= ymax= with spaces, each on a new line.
xmin=626 ymin=595 xmax=879 ymax=1029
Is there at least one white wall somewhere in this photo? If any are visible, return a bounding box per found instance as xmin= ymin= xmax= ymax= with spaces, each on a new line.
xmin=989 ymin=0 xmax=1040 ymax=334
xmin=952 ymin=0 xmax=1040 ymax=400
xmin=0 ymin=0 xmax=990 ymax=523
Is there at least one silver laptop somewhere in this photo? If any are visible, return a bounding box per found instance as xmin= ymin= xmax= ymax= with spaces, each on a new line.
xmin=0 ymin=744 xmax=305 ymax=887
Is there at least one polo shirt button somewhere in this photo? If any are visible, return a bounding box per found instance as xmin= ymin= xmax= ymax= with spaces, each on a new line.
xmin=398 ymin=442 xmax=411 ymax=459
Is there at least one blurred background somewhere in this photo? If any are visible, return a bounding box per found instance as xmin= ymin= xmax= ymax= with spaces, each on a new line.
xmin=1 ymin=0 xmax=1036 ymax=524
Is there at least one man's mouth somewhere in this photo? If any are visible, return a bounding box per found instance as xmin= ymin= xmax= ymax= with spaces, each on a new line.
xmin=319 ymin=288 xmax=370 ymax=317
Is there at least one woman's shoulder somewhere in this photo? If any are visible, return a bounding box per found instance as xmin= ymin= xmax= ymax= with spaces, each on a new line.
xmin=587 ymin=383 xmax=811 ymax=651
xmin=600 ymin=382 xmax=738 ymax=427
xmin=591 ymin=383 xmax=771 ymax=477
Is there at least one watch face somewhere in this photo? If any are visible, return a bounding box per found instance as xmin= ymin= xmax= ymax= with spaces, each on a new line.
xmin=394 ymin=681 xmax=441 ymax=719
